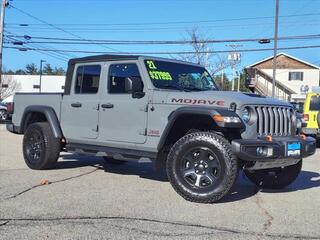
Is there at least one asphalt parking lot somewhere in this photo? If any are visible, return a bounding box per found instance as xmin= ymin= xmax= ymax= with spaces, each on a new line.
xmin=0 ymin=124 xmax=319 ymax=240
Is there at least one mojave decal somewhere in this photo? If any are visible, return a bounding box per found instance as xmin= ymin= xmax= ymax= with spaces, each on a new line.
xmin=171 ymin=98 xmax=225 ymax=106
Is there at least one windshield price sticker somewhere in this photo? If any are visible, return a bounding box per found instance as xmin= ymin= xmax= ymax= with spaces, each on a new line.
xmin=149 ymin=71 xmax=172 ymax=81
xmin=146 ymin=60 xmax=157 ymax=70
xmin=146 ymin=60 xmax=173 ymax=80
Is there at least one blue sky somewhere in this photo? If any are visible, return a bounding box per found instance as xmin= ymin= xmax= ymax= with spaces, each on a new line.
xmin=3 ymin=0 xmax=320 ymax=76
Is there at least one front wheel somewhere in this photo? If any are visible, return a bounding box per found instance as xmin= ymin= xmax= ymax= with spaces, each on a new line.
xmin=166 ymin=132 xmax=238 ymax=203
xmin=244 ymin=160 xmax=302 ymax=189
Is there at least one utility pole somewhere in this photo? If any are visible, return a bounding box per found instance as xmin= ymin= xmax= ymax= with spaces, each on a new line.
xmin=227 ymin=44 xmax=242 ymax=91
xmin=221 ymin=69 xmax=224 ymax=90
xmin=237 ymin=71 xmax=241 ymax=92
xmin=0 ymin=0 xmax=7 ymax=86
xmin=205 ymin=47 xmax=209 ymax=69
xmin=232 ymin=64 xmax=236 ymax=91
xmin=272 ymin=0 xmax=280 ymax=98
xmin=39 ymin=60 xmax=46 ymax=93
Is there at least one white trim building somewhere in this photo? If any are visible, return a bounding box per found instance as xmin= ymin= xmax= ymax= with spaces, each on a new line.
xmin=245 ymin=53 xmax=320 ymax=102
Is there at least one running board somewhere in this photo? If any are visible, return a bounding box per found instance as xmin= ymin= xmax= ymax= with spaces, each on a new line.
xmin=66 ymin=143 xmax=157 ymax=160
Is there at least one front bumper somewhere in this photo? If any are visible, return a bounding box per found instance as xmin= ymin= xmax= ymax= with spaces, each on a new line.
xmin=302 ymin=127 xmax=320 ymax=136
xmin=232 ymin=136 xmax=316 ymax=170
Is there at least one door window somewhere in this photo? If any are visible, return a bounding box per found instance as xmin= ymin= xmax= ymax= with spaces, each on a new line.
xmin=108 ymin=64 xmax=142 ymax=94
xmin=75 ymin=65 xmax=101 ymax=94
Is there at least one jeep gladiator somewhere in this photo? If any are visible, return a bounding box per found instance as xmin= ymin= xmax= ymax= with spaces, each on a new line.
xmin=7 ymin=55 xmax=316 ymax=203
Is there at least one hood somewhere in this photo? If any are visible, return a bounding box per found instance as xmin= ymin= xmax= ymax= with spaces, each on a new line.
xmin=153 ymin=90 xmax=291 ymax=109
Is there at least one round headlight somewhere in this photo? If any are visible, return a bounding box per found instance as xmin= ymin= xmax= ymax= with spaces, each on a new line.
xmin=242 ymin=107 xmax=251 ymax=123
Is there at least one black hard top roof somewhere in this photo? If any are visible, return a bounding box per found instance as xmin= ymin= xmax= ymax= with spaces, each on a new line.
xmin=68 ymin=54 xmax=201 ymax=67
xmin=68 ymin=54 xmax=141 ymax=64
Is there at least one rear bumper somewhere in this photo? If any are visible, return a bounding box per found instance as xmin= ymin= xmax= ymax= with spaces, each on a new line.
xmin=232 ymin=136 xmax=316 ymax=169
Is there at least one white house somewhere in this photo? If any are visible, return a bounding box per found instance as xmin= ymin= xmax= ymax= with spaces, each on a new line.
xmin=245 ymin=53 xmax=320 ymax=102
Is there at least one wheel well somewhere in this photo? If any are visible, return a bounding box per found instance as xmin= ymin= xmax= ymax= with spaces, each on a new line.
xmin=162 ymin=114 xmax=216 ymax=150
xmin=23 ymin=112 xmax=47 ymax=132
xmin=155 ymin=114 xmax=242 ymax=170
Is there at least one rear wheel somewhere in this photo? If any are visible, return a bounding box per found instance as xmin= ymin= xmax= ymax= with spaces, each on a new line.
xmin=166 ymin=132 xmax=238 ymax=203
xmin=244 ymin=160 xmax=302 ymax=189
xmin=23 ymin=122 xmax=60 ymax=170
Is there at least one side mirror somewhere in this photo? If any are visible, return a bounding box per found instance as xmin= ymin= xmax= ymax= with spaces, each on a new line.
xmin=125 ymin=77 xmax=145 ymax=99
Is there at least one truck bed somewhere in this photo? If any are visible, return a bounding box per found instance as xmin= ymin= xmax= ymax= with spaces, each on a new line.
xmin=12 ymin=93 xmax=63 ymax=128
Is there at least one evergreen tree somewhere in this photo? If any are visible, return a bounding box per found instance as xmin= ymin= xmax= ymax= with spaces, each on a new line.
xmin=43 ymin=63 xmax=54 ymax=75
xmin=54 ymin=67 xmax=66 ymax=75
xmin=25 ymin=63 xmax=38 ymax=75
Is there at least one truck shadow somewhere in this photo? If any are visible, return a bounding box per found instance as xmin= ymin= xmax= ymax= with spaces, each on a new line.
xmin=58 ymin=154 xmax=320 ymax=203
xmin=58 ymin=154 xmax=167 ymax=182
xmin=219 ymin=170 xmax=320 ymax=203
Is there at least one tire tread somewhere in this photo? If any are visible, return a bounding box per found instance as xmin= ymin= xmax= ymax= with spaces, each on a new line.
xmin=166 ymin=132 xmax=238 ymax=203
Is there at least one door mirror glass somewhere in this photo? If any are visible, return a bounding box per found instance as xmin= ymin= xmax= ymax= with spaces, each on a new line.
xmin=125 ymin=76 xmax=145 ymax=98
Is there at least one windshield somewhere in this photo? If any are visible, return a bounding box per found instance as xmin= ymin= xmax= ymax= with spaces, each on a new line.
xmin=144 ymin=60 xmax=218 ymax=91
xmin=310 ymin=95 xmax=320 ymax=111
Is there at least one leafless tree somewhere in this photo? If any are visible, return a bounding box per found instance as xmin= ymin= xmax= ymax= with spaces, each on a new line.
xmin=0 ymin=74 xmax=21 ymax=100
xmin=175 ymin=27 xmax=230 ymax=75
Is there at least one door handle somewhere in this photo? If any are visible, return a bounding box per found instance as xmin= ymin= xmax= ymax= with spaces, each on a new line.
xmin=71 ymin=102 xmax=82 ymax=108
xmin=101 ymin=103 xmax=114 ymax=109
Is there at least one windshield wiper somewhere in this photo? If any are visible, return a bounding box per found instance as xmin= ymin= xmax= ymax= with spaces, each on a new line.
xmin=160 ymin=85 xmax=191 ymax=92
xmin=182 ymin=85 xmax=214 ymax=91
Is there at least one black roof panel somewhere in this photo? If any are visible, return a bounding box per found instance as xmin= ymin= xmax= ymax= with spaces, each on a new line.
xmin=68 ymin=54 xmax=141 ymax=64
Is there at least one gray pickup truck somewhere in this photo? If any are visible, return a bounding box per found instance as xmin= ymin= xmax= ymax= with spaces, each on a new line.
xmin=7 ymin=55 xmax=316 ymax=203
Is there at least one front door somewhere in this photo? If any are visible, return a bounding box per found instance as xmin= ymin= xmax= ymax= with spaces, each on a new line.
xmin=60 ymin=64 xmax=101 ymax=141
xmin=99 ymin=62 xmax=148 ymax=144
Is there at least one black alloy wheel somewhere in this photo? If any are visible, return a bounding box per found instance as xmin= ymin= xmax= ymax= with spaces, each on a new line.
xmin=180 ymin=147 xmax=222 ymax=189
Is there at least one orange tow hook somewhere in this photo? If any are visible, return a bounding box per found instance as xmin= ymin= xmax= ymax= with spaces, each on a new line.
xmin=265 ymin=135 xmax=273 ymax=142
xmin=300 ymin=134 xmax=307 ymax=140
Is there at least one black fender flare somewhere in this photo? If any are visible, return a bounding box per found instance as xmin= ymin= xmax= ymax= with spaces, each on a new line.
xmin=21 ymin=105 xmax=63 ymax=139
xmin=157 ymin=106 xmax=244 ymax=151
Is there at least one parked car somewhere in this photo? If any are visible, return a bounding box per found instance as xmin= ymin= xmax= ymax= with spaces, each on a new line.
xmin=6 ymin=55 xmax=316 ymax=203
xmin=0 ymin=102 xmax=8 ymax=121
xmin=302 ymin=92 xmax=320 ymax=138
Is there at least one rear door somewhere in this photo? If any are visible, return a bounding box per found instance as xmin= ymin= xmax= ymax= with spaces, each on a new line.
xmin=60 ymin=64 xmax=101 ymax=141
xmin=98 ymin=61 xmax=148 ymax=144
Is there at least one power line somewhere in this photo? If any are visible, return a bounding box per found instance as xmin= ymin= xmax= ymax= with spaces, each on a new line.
xmin=9 ymin=3 xmax=121 ymax=53
xmin=5 ymin=34 xmax=320 ymax=45
xmin=4 ymin=35 xmax=68 ymax=62
xmin=5 ymin=21 xmax=319 ymax=33
xmin=5 ymin=12 xmax=320 ymax=26
xmin=4 ymin=45 xmax=320 ymax=55
xmin=4 ymin=30 xmax=71 ymax=61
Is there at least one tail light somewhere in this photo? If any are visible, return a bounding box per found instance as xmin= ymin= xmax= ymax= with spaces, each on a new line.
xmin=303 ymin=114 xmax=309 ymax=121
xmin=6 ymin=102 xmax=14 ymax=114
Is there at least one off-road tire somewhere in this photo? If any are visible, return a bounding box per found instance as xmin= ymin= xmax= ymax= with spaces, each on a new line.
xmin=317 ymin=112 xmax=320 ymax=127
xmin=166 ymin=132 xmax=238 ymax=203
xmin=23 ymin=122 xmax=60 ymax=170
xmin=244 ymin=160 xmax=302 ymax=189
xmin=103 ymin=156 xmax=127 ymax=165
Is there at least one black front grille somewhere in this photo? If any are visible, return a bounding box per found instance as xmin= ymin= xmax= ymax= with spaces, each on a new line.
xmin=254 ymin=106 xmax=294 ymax=136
